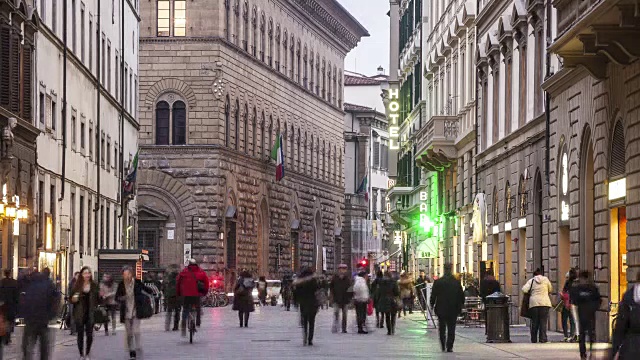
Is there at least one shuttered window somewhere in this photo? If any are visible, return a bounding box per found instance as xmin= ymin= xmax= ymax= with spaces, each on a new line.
xmin=155 ymin=101 xmax=170 ymax=145
xmin=0 ymin=26 xmax=11 ymax=108
xmin=172 ymin=101 xmax=186 ymax=145
xmin=373 ymin=142 xmax=380 ymax=168
xmin=610 ymin=121 xmax=626 ymax=178
xmin=22 ymin=45 xmax=32 ymax=121
xmin=9 ymin=32 xmax=19 ymax=114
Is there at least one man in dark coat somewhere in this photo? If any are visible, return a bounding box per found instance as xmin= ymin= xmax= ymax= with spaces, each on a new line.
xmin=162 ymin=266 xmax=180 ymax=331
xmin=21 ymin=268 xmax=60 ymax=360
xmin=569 ymin=271 xmax=601 ymax=360
xmin=329 ymin=264 xmax=352 ymax=333
xmin=430 ymin=263 xmax=464 ymax=353
xmin=415 ymin=270 xmax=429 ymax=312
xmin=0 ymin=269 xmax=19 ymax=344
xmin=612 ymin=271 xmax=640 ymax=360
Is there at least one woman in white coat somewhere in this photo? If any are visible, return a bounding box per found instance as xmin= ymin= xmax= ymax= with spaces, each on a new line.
xmin=522 ymin=268 xmax=553 ymax=343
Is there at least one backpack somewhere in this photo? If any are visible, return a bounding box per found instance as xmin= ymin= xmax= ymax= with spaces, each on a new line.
xmin=189 ymin=271 xmax=206 ymax=295
xmin=136 ymin=285 xmax=154 ymax=319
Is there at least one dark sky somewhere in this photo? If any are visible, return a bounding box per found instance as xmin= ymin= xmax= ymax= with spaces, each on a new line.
xmin=338 ymin=0 xmax=391 ymax=76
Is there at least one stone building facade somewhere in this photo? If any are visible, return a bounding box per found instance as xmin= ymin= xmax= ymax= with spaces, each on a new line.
xmin=544 ymin=0 xmax=640 ymax=340
xmin=137 ymin=0 xmax=367 ymax=284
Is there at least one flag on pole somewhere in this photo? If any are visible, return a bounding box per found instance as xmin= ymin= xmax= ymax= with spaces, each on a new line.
xmin=270 ymin=133 xmax=285 ymax=181
xmin=356 ymin=172 xmax=368 ymax=201
xmin=122 ymin=150 xmax=139 ymax=198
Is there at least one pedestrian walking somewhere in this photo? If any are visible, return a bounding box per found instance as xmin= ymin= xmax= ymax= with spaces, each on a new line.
xmin=353 ymin=271 xmax=370 ymax=334
xmin=569 ymin=271 xmax=601 ymax=360
xmin=0 ymin=269 xmax=18 ymax=344
xmin=116 ymin=266 xmax=154 ymax=360
xmin=371 ymin=270 xmax=384 ymax=328
xmin=560 ymin=268 xmax=578 ymax=342
xmin=67 ymin=272 xmax=80 ymax=335
xmin=233 ymin=270 xmax=255 ymax=328
xmin=280 ymin=273 xmax=293 ymax=311
xmin=329 ymin=264 xmax=352 ymax=333
xmin=399 ymin=272 xmax=414 ymax=316
xmin=293 ymin=267 xmax=320 ymax=346
xmin=415 ymin=270 xmax=428 ymax=312
xmin=377 ymin=271 xmax=400 ymax=335
xmin=522 ymin=268 xmax=553 ymax=343
xmin=70 ymin=266 xmax=99 ymax=360
xmin=257 ymin=276 xmax=267 ymax=306
xmin=162 ymin=265 xmax=180 ymax=331
xmin=611 ymin=271 xmax=640 ymax=360
xmin=99 ymin=274 xmax=117 ymax=336
xmin=21 ymin=268 xmax=59 ymax=360
xmin=176 ymin=259 xmax=209 ymax=334
xmin=430 ymin=263 xmax=464 ymax=353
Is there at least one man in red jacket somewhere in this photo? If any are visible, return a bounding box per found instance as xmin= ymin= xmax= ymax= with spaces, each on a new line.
xmin=176 ymin=259 xmax=209 ymax=336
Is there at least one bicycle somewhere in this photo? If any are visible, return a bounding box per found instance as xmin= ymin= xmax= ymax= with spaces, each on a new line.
xmin=58 ymin=297 xmax=71 ymax=330
xmin=187 ymin=303 xmax=197 ymax=343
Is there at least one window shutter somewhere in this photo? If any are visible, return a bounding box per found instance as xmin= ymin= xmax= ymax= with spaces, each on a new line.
xmin=381 ymin=144 xmax=388 ymax=169
xmin=373 ymin=142 xmax=380 ymax=168
xmin=22 ymin=45 xmax=32 ymax=121
xmin=610 ymin=121 xmax=626 ymax=178
xmin=155 ymin=101 xmax=170 ymax=145
xmin=10 ymin=31 xmax=20 ymax=114
xmin=172 ymin=101 xmax=186 ymax=145
xmin=0 ymin=25 xmax=10 ymax=107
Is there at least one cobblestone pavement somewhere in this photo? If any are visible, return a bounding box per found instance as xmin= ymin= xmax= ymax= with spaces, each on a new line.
xmin=1 ymin=307 xmax=609 ymax=359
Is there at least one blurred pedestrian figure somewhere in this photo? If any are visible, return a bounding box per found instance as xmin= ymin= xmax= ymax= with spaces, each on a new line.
xmin=257 ymin=276 xmax=267 ymax=306
xmin=176 ymin=259 xmax=209 ymax=334
xmin=21 ymin=268 xmax=59 ymax=360
xmin=399 ymin=272 xmax=414 ymax=316
xmin=99 ymin=274 xmax=117 ymax=336
xmin=415 ymin=270 xmax=428 ymax=312
xmin=377 ymin=271 xmax=400 ymax=335
xmin=371 ymin=270 xmax=384 ymax=328
xmin=480 ymin=273 xmax=501 ymax=303
xmin=560 ymin=268 xmax=578 ymax=342
xmin=68 ymin=272 xmax=80 ymax=335
xmin=293 ymin=267 xmax=320 ymax=346
xmin=569 ymin=271 xmax=601 ymax=360
xmin=280 ymin=273 xmax=293 ymax=311
xmin=430 ymin=263 xmax=464 ymax=353
xmin=117 ymin=266 xmax=154 ymax=360
xmin=71 ymin=266 xmax=99 ymax=360
xmin=233 ymin=270 xmax=255 ymax=328
xmin=522 ymin=268 xmax=553 ymax=343
xmin=612 ymin=271 xmax=640 ymax=360
xmin=0 ymin=269 xmax=18 ymax=344
xmin=330 ymin=264 xmax=352 ymax=333
xmin=162 ymin=266 xmax=180 ymax=331
xmin=353 ymin=271 xmax=370 ymax=334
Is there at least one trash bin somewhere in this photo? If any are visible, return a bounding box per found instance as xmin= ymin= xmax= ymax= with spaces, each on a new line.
xmin=485 ymin=292 xmax=511 ymax=343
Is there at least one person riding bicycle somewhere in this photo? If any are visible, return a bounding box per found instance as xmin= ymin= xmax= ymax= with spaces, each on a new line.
xmin=176 ymin=259 xmax=209 ymax=337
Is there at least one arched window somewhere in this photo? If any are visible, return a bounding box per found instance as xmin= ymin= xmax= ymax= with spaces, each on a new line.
xmin=260 ymin=111 xmax=265 ymax=156
xmin=310 ymin=135 xmax=314 ymax=177
xmin=172 ymin=101 xmax=186 ymax=145
xmin=234 ymin=99 xmax=240 ymax=150
xmin=333 ymin=65 xmax=338 ymax=104
xmin=505 ymin=181 xmax=512 ymax=222
xmin=297 ymin=129 xmax=301 ymax=172
xmin=242 ymin=1 xmax=248 ymax=51
xmin=322 ymin=140 xmax=326 ymax=180
xmin=275 ymin=24 xmax=281 ymax=70
xmin=519 ymin=174 xmax=528 ymax=218
xmin=316 ymin=55 xmax=320 ymax=95
xmin=268 ymin=19 xmax=273 ymax=66
xmin=243 ymin=103 xmax=248 ymax=153
xmin=251 ymin=6 xmax=257 ymax=56
xmin=290 ymin=35 xmax=295 ymax=79
xmin=252 ymin=107 xmax=257 ymax=156
xmin=296 ymin=40 xmax=301 ymax=83
xmin=337 ymin=70 xmax=342 ymax=107
xmin=327 ymin=63 xmax=332 ymax=103
xmin=493 ymin=186 xmax=499 ymax=224
xmin=283 ymin=30 xmax=288 ymax=74
xmin=322 ymin=59 xmax=326 ymax=99
xmin=225 ymin=96 xmax=230 ymax=147
xmin=260 ymin=13 xmax=266 ymax=62
xmin=155 ymin=101 xmax=170 ymax=145
xmin=267 ymin=116 xmax=273 ymax=156
xmin=559 ymin=146 xmax=569 ymax=222
xmin=290 ymin=124 xmax=295 ymax=168
xmin=327 ymin=144 xmax=332 ymax=181
xmin=234 ymin=0 xmax=240 ymax=46
xmin=283 ymin=122 xmax=288 ymax=161
xmin=224 ymin=0 xmax=231 ymax=40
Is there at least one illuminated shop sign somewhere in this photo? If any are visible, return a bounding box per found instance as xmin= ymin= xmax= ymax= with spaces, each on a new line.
xmin=609 ymin=178 xmax=626 ymax=201
xmin=561 ymin=153 xmax=570 ymax=221
xmin=419 ymin=191 xmax=434 ymax=234
xmin=388 ymin=88 xmax=400 ymax=150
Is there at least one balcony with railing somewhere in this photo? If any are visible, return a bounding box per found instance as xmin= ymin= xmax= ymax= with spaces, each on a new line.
xmin=550 ymin=0 xmax=640 ymax=80
xmin=414 ymin=115 xmax=458 ymax=171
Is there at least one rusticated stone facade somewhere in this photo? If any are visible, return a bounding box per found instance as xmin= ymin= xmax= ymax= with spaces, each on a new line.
xmin=137 ymin=0 xmax=367 ymax=283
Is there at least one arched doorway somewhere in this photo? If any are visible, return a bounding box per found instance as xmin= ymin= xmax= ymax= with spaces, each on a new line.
xmin=314 ymin=212 xmax=323 ymax=272
xmin=533 ymin=171 xmax=543 ymax=273
xmin=257 ymin=199 xmax=269 ymax=277
xmin=580 ymin=127 xmax=595 ymax=273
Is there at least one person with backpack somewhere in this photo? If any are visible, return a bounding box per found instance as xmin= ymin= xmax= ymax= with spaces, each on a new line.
xmin=522 ymin=268 xmax=553 ymax=343
xmin=233 ymin=271 xmax=255 ymax=327
xmin=116 ymin=266 xmax=154 ymax=360
xmin=162 ymin=266 xmax=180 ymax=331
xmin=176 ymin=259 xmax=209 ymax=335
xmin=569 ymin=270 xmax=601 ymax=360
xmin=612 ymin=271 xmax=640 ymax=360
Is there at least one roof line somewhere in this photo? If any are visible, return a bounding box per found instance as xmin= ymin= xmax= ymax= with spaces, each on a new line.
xmin=327 ymin=0 xmax=370 ymax=37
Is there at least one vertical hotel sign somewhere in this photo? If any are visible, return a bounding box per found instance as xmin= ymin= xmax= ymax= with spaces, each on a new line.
xmin=388 ymin=88 xmax=400 ymax=150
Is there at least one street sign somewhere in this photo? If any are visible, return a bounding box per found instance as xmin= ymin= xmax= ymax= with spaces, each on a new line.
xmin=183 ymin=244 xmax=192 ymax=266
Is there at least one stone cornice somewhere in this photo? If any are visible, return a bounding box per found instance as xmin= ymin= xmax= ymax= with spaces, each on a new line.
xmin=541 ymin=66 xmax=589 ymax=97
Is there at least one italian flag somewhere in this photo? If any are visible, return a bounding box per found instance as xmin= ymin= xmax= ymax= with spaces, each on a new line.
xmin=270 ymin=133 xmax=285 ymax=181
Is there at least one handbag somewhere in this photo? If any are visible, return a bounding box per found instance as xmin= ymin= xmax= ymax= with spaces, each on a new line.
xmin=367 ymin=299 xmax=374 ymax=316
xmin=93 ymin=305 xmax=108 ymax=324
xmin=189 ymin=270 xmax=206 ymax=295
xmin=520 ymin=279 xmax=534 ymax=318
xmin=552 ymin=299 xmax=564 ymax=313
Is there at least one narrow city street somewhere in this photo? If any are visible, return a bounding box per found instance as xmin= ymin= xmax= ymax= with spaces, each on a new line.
xmin=2 ymin=306 xmax=609 ymax=359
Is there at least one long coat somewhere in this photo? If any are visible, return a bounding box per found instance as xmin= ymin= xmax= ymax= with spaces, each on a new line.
xmin=522 ymin=275 xmax=552 ymax=308
xmin=374 ymin=278 xmax=400 ymax=313
xmin=71 ymin=281 xmax=100 ymax=325
xmin=430 ymin=274 xmax=464 ymax=319
xmin=232 ymin=277 xmax=255 ymax=313
xmin=612 ymin=285 xmax=640 ymax=360
xmin=116 ymin=279 xmax=154 ymax=323
xmin=293 ymin=276 xmax=320 ymax=315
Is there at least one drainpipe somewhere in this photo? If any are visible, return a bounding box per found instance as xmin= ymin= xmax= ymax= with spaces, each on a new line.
xmin=544 ymin=0 xmax=552 ymax=196
xmin=474 ymin=79 xmax=479 ymax=196
xmin=59 ymin=0 xmax=68 ymax=201
xmin=95 ymin=0 xmax=102 ymax=217
xmin=118 ymin=0 xmax=126 ymax=248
